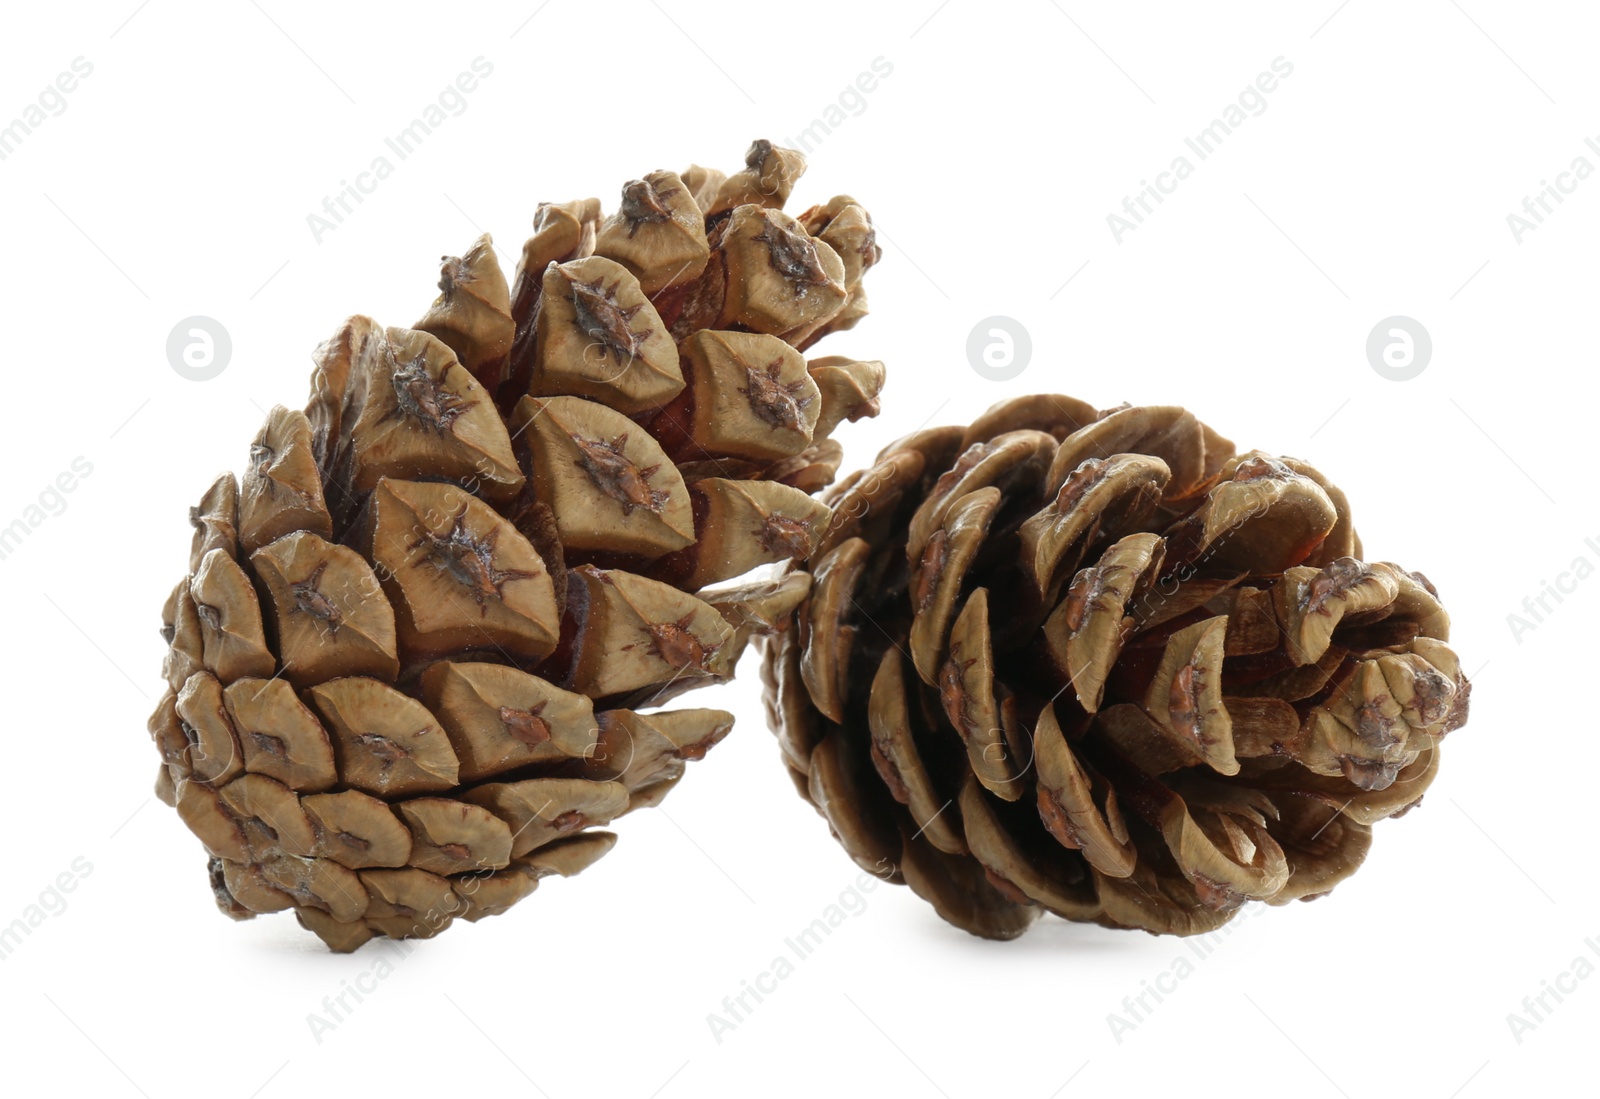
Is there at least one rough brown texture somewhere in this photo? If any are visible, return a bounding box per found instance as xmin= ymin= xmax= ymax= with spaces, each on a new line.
xmin=761 ymin=394 xmax=1470 ymax=939
xmin=149 ymin=141 xmax=884 ymax=951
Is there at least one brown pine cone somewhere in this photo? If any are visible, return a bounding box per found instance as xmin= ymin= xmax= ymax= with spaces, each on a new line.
xmin=761 ymin=394 xmax=1470 ymax=939
xmin=149 ymin=141 xmax=886 ymax=951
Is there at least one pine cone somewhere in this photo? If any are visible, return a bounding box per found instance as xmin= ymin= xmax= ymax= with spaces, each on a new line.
xmin=761 ymin=394 xmax=1470 ymax=939
xmin=149 ymin=141 xmax=885 ymax=951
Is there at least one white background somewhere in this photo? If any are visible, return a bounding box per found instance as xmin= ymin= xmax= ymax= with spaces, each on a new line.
xmin=0 ymin=2 xmax=1588 ymax=1096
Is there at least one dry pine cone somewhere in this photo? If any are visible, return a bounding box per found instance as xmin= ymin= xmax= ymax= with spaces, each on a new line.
xmin=762 ymin=394 xmax=1470 ymax=939
xmin=149 ymin=141 xmax=886 ymax=951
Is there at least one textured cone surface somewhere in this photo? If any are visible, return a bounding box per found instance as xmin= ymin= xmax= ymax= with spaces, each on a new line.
xmin=761 ymin=394 xmax=1470 ymax=939
xmin=148 ymin=142 xmax=883 ymax=950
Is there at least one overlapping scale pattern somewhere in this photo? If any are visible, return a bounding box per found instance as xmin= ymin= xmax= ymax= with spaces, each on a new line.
xmin=762 ymin=394 xmax=1469 ymax=939
xmin=148 ymin=141 xmax=884 ymax=950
